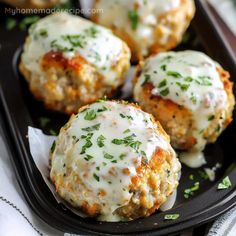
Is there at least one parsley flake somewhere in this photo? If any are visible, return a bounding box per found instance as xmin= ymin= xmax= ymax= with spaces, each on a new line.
xmin=50 ymin=141 xmax=56 ymax=153
xmin=160 ymin=88 xmax=169 ymax=96
xmin=164 ymin=214 xmax=180 ymax=220
xmin=104 ymin=153 xmax=114 ymax=159
xmin=97 ymin=135 xmax=106 ymax=147
xmin=158 ymin=79 xmax=167 ymax=88
xmin=128 ymin=9 xmax=139 ymax=30
xmin=167 ymin=71 xmax=182 ymax=78
xmin=141 ymin=74 xmax=151 ymax=86
xmin=82 ymin=123 xmax=101 ymax=132
xmin=84 ymin=154 xmax=94 ymax=161
xmin=93 ymin=173 xmax=100 ymax=182
xmin=218 ymin=176 xmax=232 ymax=190
xmin=84 ymin=110 xmax=97 ymax=120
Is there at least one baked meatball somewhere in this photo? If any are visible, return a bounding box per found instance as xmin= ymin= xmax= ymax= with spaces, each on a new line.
xmin=92 ymin=0 xmax=195 ymax=61
xmin=19 ymin=13 xmax=131 ymax=114
xmin=2 ymin=0 xmax=67 ymax=8
xmin=133 ymin=50 xmax=235 ymax=153
xmin=50 ymin=100 xmax=181 ymax=221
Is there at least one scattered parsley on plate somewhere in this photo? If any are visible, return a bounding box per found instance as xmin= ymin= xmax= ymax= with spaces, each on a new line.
xmin=164 ymin=214 xmax=180 ymax=220
xmin=217 ymin=176 xmax=232 ymax=190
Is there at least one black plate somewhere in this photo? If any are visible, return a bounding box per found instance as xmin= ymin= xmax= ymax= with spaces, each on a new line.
xmin=0 ymin=0 xmax=236 ymax=235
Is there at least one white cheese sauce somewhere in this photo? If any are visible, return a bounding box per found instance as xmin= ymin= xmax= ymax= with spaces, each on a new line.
xmin=134 ymin=50 xmax=227 ymax=166
xmin=95 ymin=0 xmax=180 ymax=56
xmin=21 ymin=12 xmax=126 ymax=85
xmin=179 ymin=151 xmax=206 ymax=168
xmin=50 ymin=101 xmax=173 ymax=221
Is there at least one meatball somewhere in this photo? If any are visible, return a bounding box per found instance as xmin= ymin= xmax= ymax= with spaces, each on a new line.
xmin=3 ymin=0 xmax=67 ymax=8
xmin=50 ymin=100 xmax=181 ymax=221
xmin=19 ymin=13 xmax=131 ymax=114
xmin=92 ymin=0 xmax=195 ymax=61
xmin=133 ymin=50 xmax=235 ymax=153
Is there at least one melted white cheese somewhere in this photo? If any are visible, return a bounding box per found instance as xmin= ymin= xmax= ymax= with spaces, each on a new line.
xmin=179 ymin=151 xmax=206 ymax=168
xmin=134 ymin=51 xmax=227 ymax=159
xmin=95 ymin=0 xmax=180 ymax=56
xmin=50 ymin=101 xmax=175 ymax=221
xmin=21 ymin=12 xmax=126 ymax=85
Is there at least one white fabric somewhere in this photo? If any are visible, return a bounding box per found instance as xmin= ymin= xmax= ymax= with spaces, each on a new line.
xmin=0 ymin=135 xmax=63 ymax=236
xmin=208 ymin=207 xmax=236 ymax=236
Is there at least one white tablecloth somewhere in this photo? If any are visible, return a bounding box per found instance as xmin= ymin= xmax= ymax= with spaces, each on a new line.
xmin=0 ymin=135 xmax=63 ymax=236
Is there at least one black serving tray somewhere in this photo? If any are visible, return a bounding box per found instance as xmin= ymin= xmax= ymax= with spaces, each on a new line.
xmin=0 ymin=0 xmax=236 ymax=235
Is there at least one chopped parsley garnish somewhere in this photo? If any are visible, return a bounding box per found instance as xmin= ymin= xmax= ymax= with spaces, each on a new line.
xmin=184 ymin=77 xmax=193 ymax=82
xmin=50 ymin=26 xmax=99 ymax=53
xmin=167 ymin=71 xmax=182 ymax=78
xmin=97 ymin=135 xmax=106 ymax=147
xmin=120 ymin=114 xmax=133 ymax=120
xmin=111 ymin=160 xmax=117 ymax=163
xmin=160 ymin=65 xmax=167 ymax=71
xmin=93 ymin=173 xmax=100 ymax=182
xmin=129 ymin=141 xmax=142 ymax=151
xmin=128 ymin=9 xmax=139 ymax=30
xmin=141 ymin=74 xmax=151 ymax=86
xmin=39 ymin=117 xmax=50 ymax=128
xmin=97 ymin=106 xmax=108 ymax=112
xmin=80 ymin=133 xmax=93 ymax=154
xmin=84 ymin=109 xmax=97 ymax=120
xmin=160 ymin=88 xmax=169 ymax=96
xmin=6 ymin=18 xmax=17 ymax=30
xmin=62 ymin=34 xmax=86 ymax=48
xmin=216 ymin=125 xmax=221 ymax=132
xmin=217 ymin=176 xmax=232 ymax=190
xmin=39 ymin=28 xmax=48 ymax=37
xmin=123 ymin=129 xmax=131 ymax=134
xmin=164 ymin=214 xmax=180 ymax=220
xmin=51 ymin=39 xmax=73 ymax=52
xmin=119 ymin=154 xmax=126 ymax=160
xmin=141 ymin=150 xmax=147 ymax=157
xmin=84 ymin=26 xmax=99 ymax=38
xmin=19 ymin=16 xmax=40 ymax=30
xmin=104 ymin=153 xmax=114 ymax=159
xmin=176 ymin=82 xmax=190 ymax=91
xmin=72 ymin=135 xmax=77 ymax=140
xmin=84 ymin=154 xmax=94 ymax=161
xmin=112 ymin=134 xmax=141 ymax=153
xmin=82 ymin=123 xmax=101 ymax=132
xmin=94 ymin=51 xmax=102 ymax=62
xmin=96 ymin=166 xmax=100 ymax=171
xmin=198 ymin=170 xmax=209 ymax=180
xmin=96 ymin=96 xmax=107 ymax=103
xmin=195 ymin=76 xmax=212 ymax=86
xmin=189 ymin=174 xmax=194 ymax=180
xmin=190 ymin=95 xmax=197 ymax=104
xmin=184 ymin=182 xmax=200 ymax=199
xmin=49 ymin=129 xmax=57 ymax=135
xmin=158 ymin=79 xmax=167 ymax=88
xmin=208 ymin=115 xmax=215 ymax=121
xmin=50 ymin=141 xmax=56 ymax=153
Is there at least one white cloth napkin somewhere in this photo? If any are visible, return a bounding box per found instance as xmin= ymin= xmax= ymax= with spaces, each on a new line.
xmin=208 ymin=206 xmax=236 ymax=236
xmin=0 ymin=134 xmax=63 ymax=236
